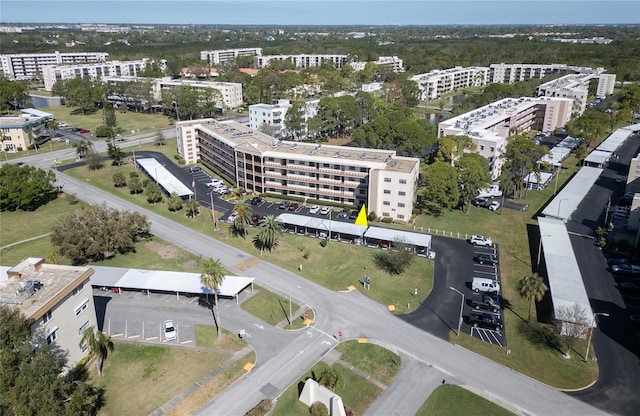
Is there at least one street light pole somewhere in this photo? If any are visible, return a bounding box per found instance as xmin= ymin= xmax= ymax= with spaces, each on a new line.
xmin=289 ymin=284 xmax=292 ymax=325
xmin=209 ymin=191 xmax=219 ymax=230
xmin=585 ymin=312 xmax=609 ymax=362
xmin=449 ymin=287 xmax=464 ymax=336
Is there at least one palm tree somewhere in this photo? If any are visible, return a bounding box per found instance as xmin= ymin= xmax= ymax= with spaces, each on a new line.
xmin=518 ymin=273 xmax=548 ymax=322
xmin=595 ymin=226 xmax=608 ymax=248
xmin=256 ymin=215 xmax=283 ymax=254
xmin=200 ymin=258 xmax=227 ymax=340
xmin=75 ymin=139 xmax=93 ymax=160
xmin=80 ymin=326 xmax=114 ymax=378
xmin=233 ymin=198 xmax=253 ymax=240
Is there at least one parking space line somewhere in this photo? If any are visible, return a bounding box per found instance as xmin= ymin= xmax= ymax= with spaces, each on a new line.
xmin=111 ymin=333 xmax=124 ymax=338
xmin=145 ymin=336 xmax=158 ymax=341
xmin=180 ymin=340 xmax=193 ymax=344
xmin=128 ymin=334 xmax=140 ymax=339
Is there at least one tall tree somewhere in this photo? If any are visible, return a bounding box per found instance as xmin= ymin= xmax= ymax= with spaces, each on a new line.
xmin=283 ymin=101 xmax=306 ymax=140
xmin=502 ymin=134 xmax=547 ymax=199
xmin=185 ymin=198 xmax=200 ymax=218
xmin=102 ymin=103 xmax=117 ymax=140
xmin=420 ymin=161 xmax=460 ymax=216
xmin=254 ymin=215 xmax=283 ymax=254
xmin=200 ymin=258 xmax=227 ymax=340
xmin=0 ymin=79 xmax=29 ymax=112
xmin=518 ymin=273 xmax=548 ymax=322
xmin=233 ymin=198 xmax=253 ymax=240
xmin=456 ymin=153 xmax=491 ymax=213
xmin=0 ymin=164 xmax=56 ymax=211
xmin=433 ymin=135 xmax=474 ymax=165
xmin=80 ymin=326 xmax=114 ymax=378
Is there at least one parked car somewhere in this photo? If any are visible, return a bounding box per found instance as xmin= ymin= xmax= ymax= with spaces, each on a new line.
xmin=250 ymin=196 xmax=263 ymax=205
xmin=252 ymin=214 xmax=261 ymax=225
xmin=349 ymin=210 xmax=358 ymax=220
xmin=611 ymin=264 xmax=640 ymax=276
xmin=470 ymin=235 xmax=493 ymax=247
xmin=279 ymin=201 xmax=290 ymax=210
xmin=206 ymin=179 xmax=223 ymax=188
xmin=472 ymin=294 xmax=502 ymax=313
xmin=163 ymin=320 xmax=177 ymax=341
xmin=472 ymin=277 xmax=500 ymax=294
xmin=378 ymin=241 xmax=389 ymax=249
xmin=607 ymin=258 xmax=629 ymax=267
xmin=488 ymin=201 xmax=501 ymax=211
xmin=616 ymin=282 xmax=640 ymax=295
xmin=472 ymin=197 xmax=489 ymax=207
xmin=189 ymin=166 xmax=201 ymax=173
xmin=469 ymin=312 xmax=504 ymax=332
xmin=79 ymin=129 xmax=91 ymax=134
xmin=338 ymin=207 xmax=350 ymax=218
xmin=309 ymin=205 xmax=321 ymax=214
xmin=288 ymin=202 xmax=299 ymax=211
xmin=476 ymin=253 xmax=498 ymax=265
xmin=319 ymin=206 xmax=331 ymax=215
xmin=227 ymin=212 xmax=237 ymax=224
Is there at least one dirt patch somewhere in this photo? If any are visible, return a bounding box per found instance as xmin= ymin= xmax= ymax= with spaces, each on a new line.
xmin=145 ymin=241 xmax=179 ymax=259
xmin=182 ymin=259 xmax=198 ymax=270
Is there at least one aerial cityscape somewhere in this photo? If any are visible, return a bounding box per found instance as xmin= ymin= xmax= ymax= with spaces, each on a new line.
xmin=1 ymin=2 xmax=640 ymax=416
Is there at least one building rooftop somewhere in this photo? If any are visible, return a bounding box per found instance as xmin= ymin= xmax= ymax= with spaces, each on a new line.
xmin=195 ymin=119 xmax=418 ymax=173
xmin=0 ymin=114 xmax=48 ymax=128
xmin=0 ymin=258 xmax=93 ymax=322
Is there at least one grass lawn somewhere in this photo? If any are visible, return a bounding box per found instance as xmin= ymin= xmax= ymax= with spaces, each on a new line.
xmin=416 ymin=384 xmax=515 ymax=416
xmin=240 ymin=285 xmax=301 ymax=326
xmin=93 ymin=342 xmax=242 ymax=416
xmin=194 ymin=325 xmax=246 ymax=349
xmin=336 ymin=340 xmax=401 ymax=385
xmin=271 ymin=361 xmax=382 ymax=416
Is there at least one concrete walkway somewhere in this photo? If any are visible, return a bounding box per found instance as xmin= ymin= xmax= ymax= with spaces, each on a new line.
xmin=0 ymin=233 xmax=50 ymax=249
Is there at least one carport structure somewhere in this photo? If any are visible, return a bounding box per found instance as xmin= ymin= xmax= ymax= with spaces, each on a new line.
xmin=541 ymin=166 xmax=603 ymax=222
xmin=363 ymin=226 xmax=432 ymax=252
xmin=277 ymin=213 xmax=367 ymax=242
xmin=90 ymin=266 xmax=255 ymax=304
xmin=537 ymin=217 xmax=595 ymax=328
xmin=135 ymin=157 xmax=194 ymax=198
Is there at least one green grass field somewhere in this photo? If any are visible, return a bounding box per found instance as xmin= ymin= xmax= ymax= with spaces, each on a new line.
xmin=336 ymin=340 xmax=401 ymax=385
xmin=240 ymin=285 xmax=302 ymax=326
xmin=417 ymin=384 xmax=516 ymax=416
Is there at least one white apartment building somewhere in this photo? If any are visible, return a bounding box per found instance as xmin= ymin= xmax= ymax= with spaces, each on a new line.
xmin=0 ymin=111 xmax=52 ymax=152
xmin=0 ymin=51 xmax=108 ymax=80
xmin=254 ymin=54 xmax=348 ymax=69
xmin=249 ymin=99 xmax=321 ymax=137
xmin=101 ymin=76 xmax=243 ymax=109
xmin=350 ymin=56 xmax=404 ymax=73
xmin=410 ymin=66 xmax=489 ymax=101
xmin=536 ymin=72 xmax=615 ymax=116
xmin=176 ymin=119 xmax=420 ymax=221
xmin=0 ymin=258 xmax=98 ymax=367
xmin=200 ymin=47 xmax=263 ymax=64
xmin=42 ymin=58 xmax=153 ymax=91
xmin=596 ymin=73 xmax=616 ymax=98
xmin=438 ymin=97 xmax=573 ymax=178
xmin=488 ymin=63 xmax=568 ymax=84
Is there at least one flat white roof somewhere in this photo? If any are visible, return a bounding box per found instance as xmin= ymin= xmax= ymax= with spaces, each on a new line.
xmin=277 ymin=213 xmax=367 ymax=236
xmin=89 ymin=266 xmax=254 ymax=297
xmin=541 ymin=166 xmax=603 ymax=221
xmin=364 ymin=226 xmax=432 ymax=248
xmin=136 ymin=158 xmax=194 ymax=198
xmin=525 ymin=171 xmax=553 ymax=184
xmin=596 ymin=129 xmax=631 ymax=153
xmin=540 ymin=147 xmax=571 ymax=167
xmin=537 ymin=217 xmax=594 ymax=326
xmin=21 ymin=108 xmax=53 ymax=118
xmin=584 ymin=150 xmax=610 ymax=165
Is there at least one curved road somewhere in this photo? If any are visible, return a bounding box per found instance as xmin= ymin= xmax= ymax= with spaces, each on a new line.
xmin=45 ymin=168 xmax=608 ymax=416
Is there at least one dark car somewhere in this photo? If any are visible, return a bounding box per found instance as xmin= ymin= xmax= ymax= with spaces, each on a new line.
xmin=288 ymin=202 xmax=299 ymax=211
xmin=476 ymin=253 xmax=498 ymax=265
xmin=338 ymin=207 xmax=350 ymax=219
xmin=349 ymin=210 xmax=358 ymax=220
xmin=607 ymin=257 xmax=629 ymax=267
xmin=252 ymin=214 xmax=261 ymax=225
xmin=472 ymin=197 xmax=489 ymax=207
xmin=611 ymin=264 xmax=640 ymax=276
xmin=472 ymin=295 xmax=502 ymax=313
xmin=469 ymin=312 xmax=504 ymax=331
xmin=250 ymin=196 xmax=263 ymax=206
xmin=189 ymin=166 xmax=201 ymax=173
xmin=616 ymin=282 xmax=640 ymax=295
xmin=279 ymin=201 xmax=290 ymax=210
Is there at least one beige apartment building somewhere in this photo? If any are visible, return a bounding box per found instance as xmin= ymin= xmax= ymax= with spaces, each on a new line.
xmin=0 ymin=111 xmax=51 ymax=152
xmin=0 ymin=258 xmax=97 ymax=367
xmin=438 ymin=97 xmax=573 ymax=178
xmin=177 ymin=119 xmax=420 ymax=221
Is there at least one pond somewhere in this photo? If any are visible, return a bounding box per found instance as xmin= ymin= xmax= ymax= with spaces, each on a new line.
xmin=28 ymin=94 xmax=64 ymax=108
xmin=424 ymin=112 xmax=452 ymax=126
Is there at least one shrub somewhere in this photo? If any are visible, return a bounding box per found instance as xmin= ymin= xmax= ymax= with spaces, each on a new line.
xmin=112 ymin=172 xmax=127 ymax=188
xmin=309 ymin=402 xmax=329 ymax=416
xmin=95 ymin=125 xmax=109 ymax=137
xmin=129 ymin=171 xmax=139 ymax=178
xmin=319 ymin=239 xmax=328 ymax=247
xmin=303 ymin=250 xmax=310 ymax=259
xmin=382 ymin=217 xmax=394 ymax=223
xmin=368 ymin=211 xmax=377 ymax=221
xmin=245 ymin=399 xmax=273 ymax=416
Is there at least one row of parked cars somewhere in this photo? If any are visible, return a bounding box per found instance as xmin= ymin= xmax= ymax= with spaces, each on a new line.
xmin=472 ymin=197 xmax=501 ymax=212
xmin=468 ymin=235 xmax=504 ymax=332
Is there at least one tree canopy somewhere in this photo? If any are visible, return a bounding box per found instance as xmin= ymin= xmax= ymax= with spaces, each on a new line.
xmin=0 ymin=163 xmax=57 ymax=211
xmin=50 ymin=204 xmax=151 ymax=264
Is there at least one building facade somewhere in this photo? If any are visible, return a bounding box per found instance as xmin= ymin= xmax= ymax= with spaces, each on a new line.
xmin=249 ymin=100 xmax=291 ymax=135
xmin=0 ymin=112 xmax=52 ymax=152
xmin=254 ymin=54 xmax=348 ymax=69
xmin=438 ymin=97 xmax=573 ymax=178
xmin=200 ymin=48 xmax=263 ymax=64
xmin=42 ymin=58 xmax=152 ymax=91
xmin=350 ymin=56 xmax=404 ymax=73
xmin=0 ymin=258 xmax=98 ymax=367
xmin=176 ymin=119 xmax=420 ymax=221
xmin=410 ymin=66 xmax=489 ymax=101
xmin=0 ymin=51 xmax=108 ymax=80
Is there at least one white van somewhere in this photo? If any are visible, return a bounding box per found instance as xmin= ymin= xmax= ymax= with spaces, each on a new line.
xmin=472 ymin=277 xmax=500 ymax=294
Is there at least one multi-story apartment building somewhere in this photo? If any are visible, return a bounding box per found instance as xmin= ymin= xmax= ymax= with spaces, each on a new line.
xmin=248 ymin=99 xmax=320 ymax=137
xmin=438 ymin=97 xmax=573 ymax=178
xmin=350 ymin=56 xmax=404 ymax=73
xmin=200 ymin=47 xmax=263 ymax=64
xmin=410 ymin=66 xmax=489 ymax=101
xmin=0 ymin=110 xmax=52 ymax=152
xmin=101 ymin=76 xmax=243 ymax=109
xmin=536 ymin=72 xmax=615 ymax=116
xmin=595 ymin=73 xmax=616 ymax=98
xmin=42 ymin=58 xmax=153 ymax=91
xmin=0 ymin=51 xmax=108 ymax=80
xmin=488 ymin=63 xmax=567 ymax=84
xmin=176 ymin=119 xmax=420 ymax=221
xmin=254 ymin=54 xmax=348 ymax=69
xmin=0 ymin=258 xmax=98 ymax=367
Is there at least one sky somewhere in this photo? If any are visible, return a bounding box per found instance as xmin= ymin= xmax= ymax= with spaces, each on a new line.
xmin=1 ymin=1 xmax=639 ymax=26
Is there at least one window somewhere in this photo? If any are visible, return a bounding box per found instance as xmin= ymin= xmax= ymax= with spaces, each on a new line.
xmin=384 ymin=178 xmax=391 ymax=182
xmin=399 ymin=191 xmax=406 ymax=196
xmin=399 ymin=179 xmax=407 ymax=184
xmin=384 ymin=189 xmax=391 ymax=194
xmin=480 ymin=145 xmax=485 ymax=151
xmin=81 ymin=342 xmax=88 ymax=353
xmin=46 ymin=327 xmax=58 ymax=345
xmin=397 ymin=214 xmax=405 ymax=219
xmin=490 ymin=146 xmax=495 ymax=152
xmin=42 ymin=310 xmax=52 ymax=324
xmin=398 ymin=203 xmax=406 ymax=208
xmin=78 ymin=320 xmax=90 ymax=335
xmin=75 ymin=299 xmax=89 ymax=316
xmin=383 ymin=201 xmax=390 ymax=206
xmin=382 ymin=212 xmax=390 ymax=217
xmin=71 ymin=282 xmax=84 ymax=296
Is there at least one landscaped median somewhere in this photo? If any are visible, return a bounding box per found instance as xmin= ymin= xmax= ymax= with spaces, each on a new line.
xmin=240 ymin=284 xmax=315 ymax=329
